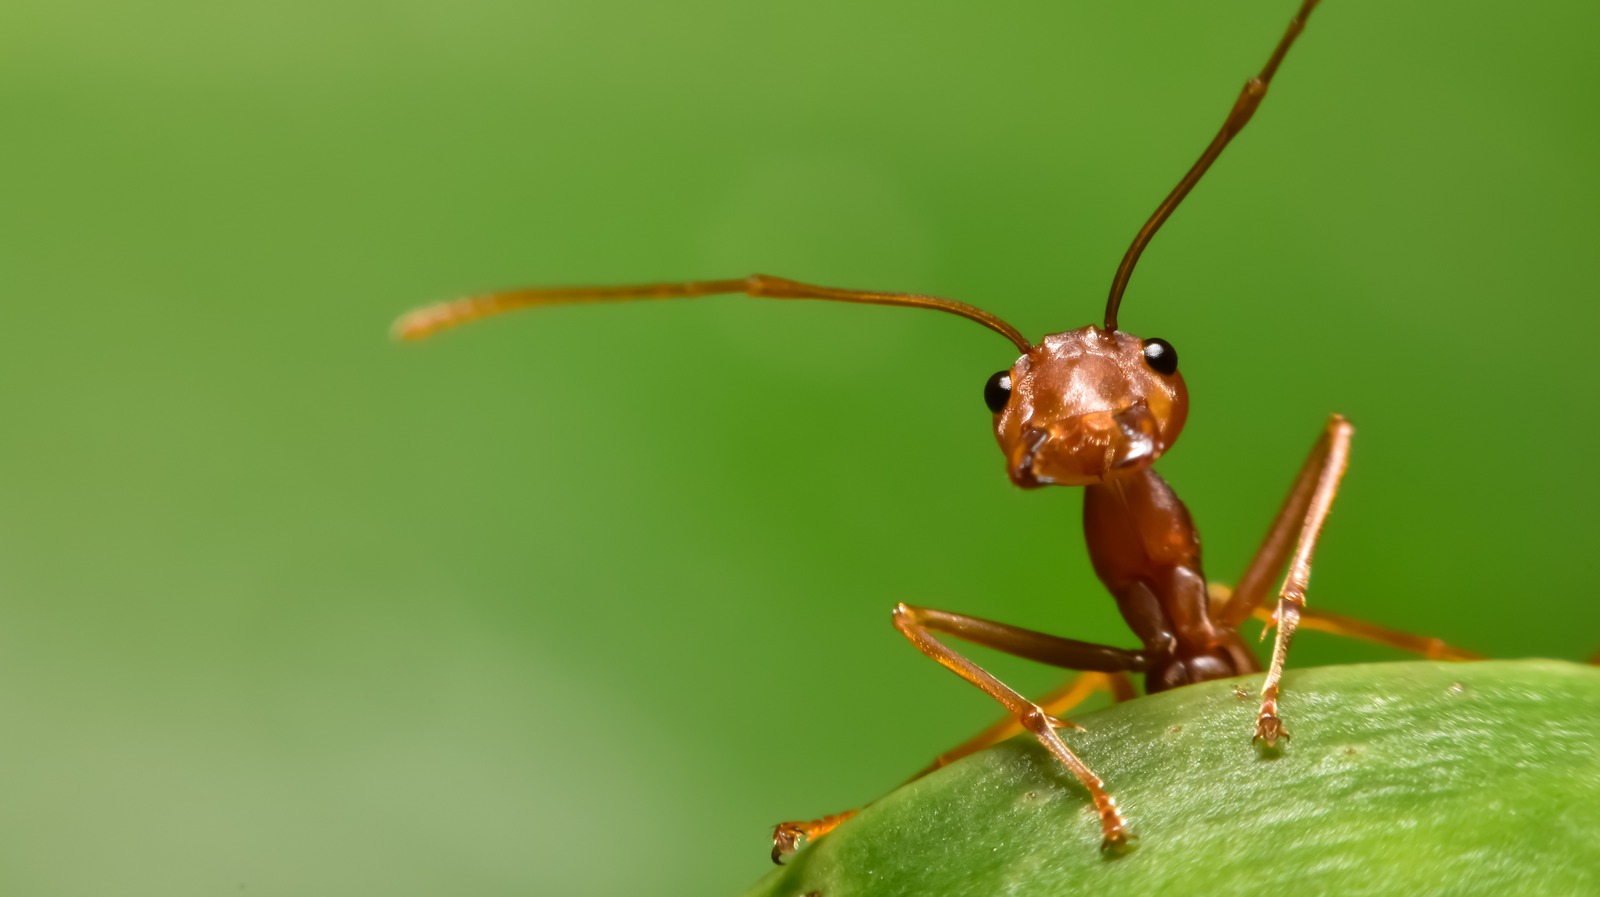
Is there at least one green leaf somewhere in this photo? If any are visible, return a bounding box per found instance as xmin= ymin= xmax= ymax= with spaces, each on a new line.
xmin=742 ymin=660 xmax=1600 ymax=896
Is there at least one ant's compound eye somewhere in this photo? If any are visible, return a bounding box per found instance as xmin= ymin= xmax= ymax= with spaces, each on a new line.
xmin=983 ymin=370 xmax=1012 ymax=413
xmin=1142 ymin=338 xmax=1178 ymax=376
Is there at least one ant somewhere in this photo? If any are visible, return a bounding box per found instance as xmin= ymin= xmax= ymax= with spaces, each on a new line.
xmin=395 ymin=0 xmax=1478 ymax=858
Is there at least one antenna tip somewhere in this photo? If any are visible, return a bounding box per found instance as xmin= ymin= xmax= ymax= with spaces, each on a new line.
xmin=390 ymin=303 xmax=456 ymax=342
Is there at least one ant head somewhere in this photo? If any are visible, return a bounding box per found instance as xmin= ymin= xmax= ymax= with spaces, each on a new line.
xmin=985 ymin=326 xmax=1187 ymax=488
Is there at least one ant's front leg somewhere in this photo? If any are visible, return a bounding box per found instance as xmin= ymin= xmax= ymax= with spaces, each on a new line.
xmin=912 ymin=670 xmax=1139 ymax=778
xmin=771 ymin=670 xmax=1136 ymax=863
xmin=1216 ymin=414 xmax=1354 ymax=746
xmin=890 ymin=604 xmax=1147 ymax=851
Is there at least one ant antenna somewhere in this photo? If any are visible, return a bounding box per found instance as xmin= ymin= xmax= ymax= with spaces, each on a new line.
xmin=394 ymin=275 xmax=1033 ymax=353
xmin=1103 ymin=0 xmax=1320 ymax=332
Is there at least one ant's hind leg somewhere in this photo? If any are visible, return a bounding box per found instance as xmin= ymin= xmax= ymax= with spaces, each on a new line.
xmin=1208 ymin=583 xmax=1482 ymax=661
xmin=1252 ymin=603 xmax=1483 ymax=661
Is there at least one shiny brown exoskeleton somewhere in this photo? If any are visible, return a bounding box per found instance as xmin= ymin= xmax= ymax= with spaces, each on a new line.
xmin=395 ymin=0 xmax=1481 ymax=857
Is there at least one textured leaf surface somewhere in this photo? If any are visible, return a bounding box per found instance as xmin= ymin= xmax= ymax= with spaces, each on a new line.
xmin=742 ymin=660 xmax=1599 ymax=897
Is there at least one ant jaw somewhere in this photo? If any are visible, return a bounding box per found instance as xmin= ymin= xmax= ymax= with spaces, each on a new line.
xmin=1006 ymin=405 xmax=1164 ymax=489
xmin=1109 ymin=423 xmax=1156 ymax=472
xmin=1007 ymin=428 xmax=1051 ymax=489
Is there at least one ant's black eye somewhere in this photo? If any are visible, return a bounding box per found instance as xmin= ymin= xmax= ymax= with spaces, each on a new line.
xmin=983 ymin=370 xmax=1012 ymax=413
xmin=1142 ymin=338 xmax=1178 ymax=376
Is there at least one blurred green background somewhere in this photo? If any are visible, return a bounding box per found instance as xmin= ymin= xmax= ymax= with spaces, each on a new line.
xmin=2 ymin=1 xmax=1596 ymax=894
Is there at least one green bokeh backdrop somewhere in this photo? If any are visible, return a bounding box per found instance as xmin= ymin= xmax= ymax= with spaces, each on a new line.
xmin=3 ymin=1 xmax=1596 ymax=894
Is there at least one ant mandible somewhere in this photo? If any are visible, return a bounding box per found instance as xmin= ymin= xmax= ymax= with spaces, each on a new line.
xmin=395 ymin=0 xmax=1478 ymax=857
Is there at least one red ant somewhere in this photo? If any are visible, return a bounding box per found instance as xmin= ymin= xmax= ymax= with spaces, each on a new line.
xmin=395 ymin=0 xmax=1477 ymax=857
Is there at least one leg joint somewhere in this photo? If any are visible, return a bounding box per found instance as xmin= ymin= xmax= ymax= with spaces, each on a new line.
xmin=1019 ymin=704 xmax=1054 ymax=736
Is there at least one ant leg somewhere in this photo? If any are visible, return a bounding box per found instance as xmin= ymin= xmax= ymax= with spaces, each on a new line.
xmin=772 ymin=625 xmax=1141 ymax=863
xmin=771 ymin=671 xmax=1136 ymax=864
xmin=1208 ymin=583 xmax=1482 ymax=661
xmin=1251 ymin=604 xmax=1483 ymax=661
xmin=1215 ymin=415 xmax=1352 ymax=629
xmin=914 ymin=672 xmax=1138 ymax=778
xmin=1222 ymin=415 xmax=1353 ymax=747
xmin=891 ymin=603 xmax=1146 ymax=851
xmin=771 ymin=812 xmax=857 ymax=864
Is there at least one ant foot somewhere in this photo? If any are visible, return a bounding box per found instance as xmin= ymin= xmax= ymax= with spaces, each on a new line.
xmin=1253 ymin=713 xmax=1291 ymax=748
xmin=771 ymin=822 xmax=805 ymax=864
xmin=770 ymin=810 xmax=857 ymax=864
xmin=1099 ymin=827 xmax=1138 ymax=856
